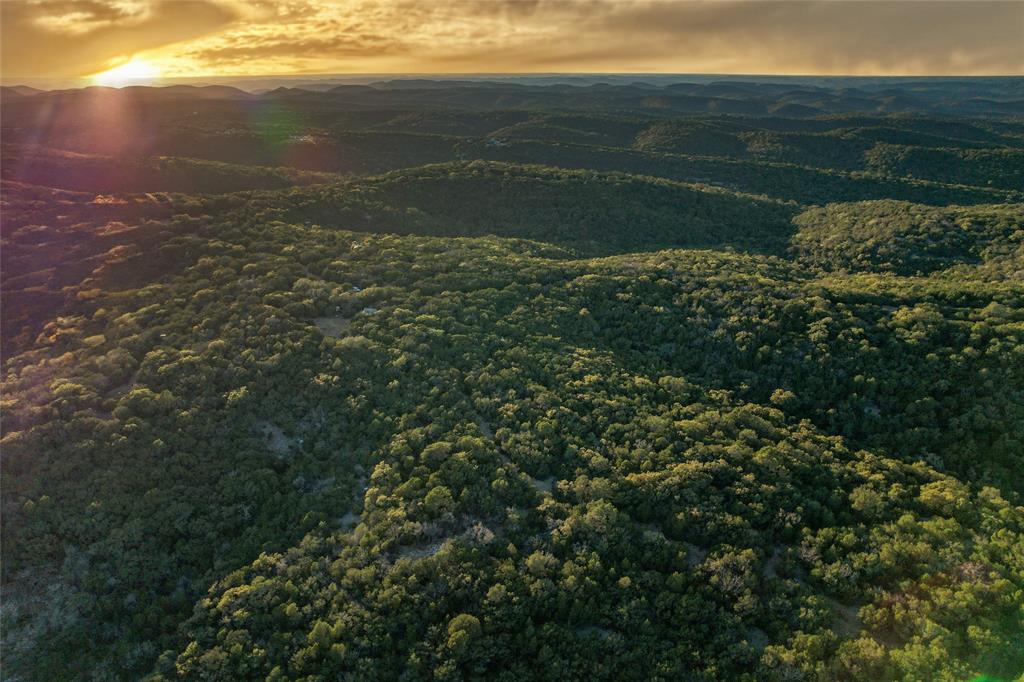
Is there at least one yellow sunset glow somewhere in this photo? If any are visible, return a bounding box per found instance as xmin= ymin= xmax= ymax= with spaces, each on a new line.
xmin=91 ymin=58 xmax=159 ymax=86
xmin=1 ymin=1 xmax=1021 ymax=83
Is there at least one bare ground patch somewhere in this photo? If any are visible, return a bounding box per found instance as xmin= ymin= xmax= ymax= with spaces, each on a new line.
xmin=475 ymin=415 xmax=494 ymax=438
xmin=828 ymin=598 xmax=863 ymax=638
xmin=529 ymin=475 xmax=555 ymax=493
xmin=685 ymin=542 xmax=708 ymax=569
xmin=575 ymin=625 xmax=614 ymax=639
xmin=313 ymin=316 xmax=351 ymax=337
xmin=254 ymin=421 xmax=296 ymax=456
xmin=393 ymin=520 xmax=496 ymax=561
xmin=763 ymin=544 xmax=786 ymax=579
xmin=745 ymin=626 xmax=770 ymax=651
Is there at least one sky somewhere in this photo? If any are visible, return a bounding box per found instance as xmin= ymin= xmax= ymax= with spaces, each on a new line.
xmin=1 ymin=0 xmax=1023 ymax=85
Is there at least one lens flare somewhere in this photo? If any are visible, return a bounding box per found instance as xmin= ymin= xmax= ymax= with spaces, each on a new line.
xmin=91 ymin=59 xmax=159 ymax=87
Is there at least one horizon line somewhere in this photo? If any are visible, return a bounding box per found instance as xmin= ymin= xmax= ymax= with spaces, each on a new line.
xmin=5 ymin=71 xmax=1024 ymax=91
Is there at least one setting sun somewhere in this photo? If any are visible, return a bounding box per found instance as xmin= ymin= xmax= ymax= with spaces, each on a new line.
xmin=91 ymin=58 xmax=159 ymax=86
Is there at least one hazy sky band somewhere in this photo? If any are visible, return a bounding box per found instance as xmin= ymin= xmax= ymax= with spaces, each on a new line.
xmin=2 ymin=0 xmax=1022 ymax=81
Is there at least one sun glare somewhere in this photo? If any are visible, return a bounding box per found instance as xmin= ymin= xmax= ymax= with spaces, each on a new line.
xmin=91 ymin=59 xmax=159 ymax=87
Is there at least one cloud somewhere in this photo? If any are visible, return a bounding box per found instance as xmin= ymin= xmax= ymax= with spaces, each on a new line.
xmin=1 ymin=0 xmax=236 ymax=78
xmin=27 ymin=0 xmax=147 ymax=34
xmin=2 ymin=0 xmax=1021 ymax=80
xmin=579 ymin=0 xmax=1024 ymax=75
xmin=187 ymin=34 xmax=406 ymax=66
xmin=422 ymin=0 xmax=1024 ymax=75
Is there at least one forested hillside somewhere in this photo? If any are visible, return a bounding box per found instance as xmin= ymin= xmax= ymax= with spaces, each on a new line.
xmin=791 ymin=201 xmax=1024 ymax=275
xmin=2 ymin=79 xmax=1023 ymax=682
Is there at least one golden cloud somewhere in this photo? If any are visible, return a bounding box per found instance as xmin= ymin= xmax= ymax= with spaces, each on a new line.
xmin=2 ymin=0 xmax=1022 ymax=81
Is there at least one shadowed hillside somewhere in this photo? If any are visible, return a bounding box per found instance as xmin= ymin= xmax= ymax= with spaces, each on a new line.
xmin=2 ymin=145 xmax=339 ymax=194
xmin=258 ymin=161 xmax=800 ymax=255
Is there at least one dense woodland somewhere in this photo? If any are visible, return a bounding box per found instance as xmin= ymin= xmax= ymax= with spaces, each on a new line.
xmin=2 ymin=79 xmax=1024 ymax=681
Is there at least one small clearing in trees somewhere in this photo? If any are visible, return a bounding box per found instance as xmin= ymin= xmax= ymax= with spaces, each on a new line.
xmin=314 ymin=316 xmax=351 ymax=336
xmin=254 ymin=421 xmax=295 ymax=456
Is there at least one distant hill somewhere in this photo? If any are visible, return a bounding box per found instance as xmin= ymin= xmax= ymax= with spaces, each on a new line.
xmin=0 ymin=85 xmax=43 ymax=98
xmin=5 ymin=78 xmax=1024 ymax=116
xmin=3 ymin=82 xmax=1021 ymax=207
